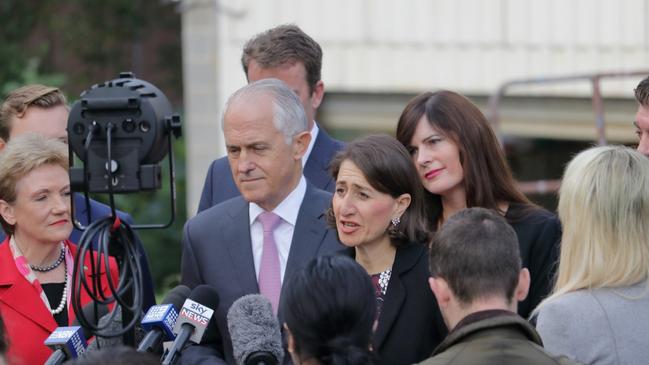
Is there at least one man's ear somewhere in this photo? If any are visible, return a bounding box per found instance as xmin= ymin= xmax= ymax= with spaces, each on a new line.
xmin=515 ymin=268 xmax=531 ymax=302
xmin=310 ymin=80 xmax=325 ymax=110
xmin=429 ymin=277 xmax=451 ymax=309
xmin=292 ymin=131 xmax=312 ymax=160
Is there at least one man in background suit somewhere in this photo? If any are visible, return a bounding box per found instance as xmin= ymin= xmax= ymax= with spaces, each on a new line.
xmin=197 ymin=24 xmax=344 ymax=212
xmin=0 ymin=85 xmax=156 ymax=311
xmin=180 ymin=79 xmax=342 ymax=364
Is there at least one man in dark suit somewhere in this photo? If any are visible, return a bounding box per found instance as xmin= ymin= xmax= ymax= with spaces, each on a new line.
xmin=0 ymin=85 xmax=156 ymax=311
xmin=197 ymin=24 xmax=344 ymax=212
xmin=180 ymin=79 xmax=342 ymax=364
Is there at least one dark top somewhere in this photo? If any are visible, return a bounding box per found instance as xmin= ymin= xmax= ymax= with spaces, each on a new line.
xmin=42 ymin=282 xmax=68 ymax=327
xmin=342 ymin=243 xmax=448 ymax=365
xmin=506 ymin=203 xmax=561 ymax=318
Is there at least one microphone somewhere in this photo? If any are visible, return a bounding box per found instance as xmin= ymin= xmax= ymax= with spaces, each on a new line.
xmin=43 ymin=326 xmax=88 ymax=365
xmin=137 ymin=285 xmax=191 ymax=353
xmin=161 ymin=284 xmax=220 ymax=365
xmin=73 ymin=302 xmax=110 ymax=340
xmin=86 ymin=305 xmax=146 ymax=350
xmin=227 ymin=294 xmax=284 ymax=365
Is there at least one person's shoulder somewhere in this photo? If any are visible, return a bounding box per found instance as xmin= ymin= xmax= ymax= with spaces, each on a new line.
xmin=509 ymin=203 xmax=555 ymax=220
xmin=314 ymin=127 xmax=345 ymax=152
xmin=306 ymin=183 xmax=333 ymax=200
xmin=76 ymin=193 xmax=134 ymax=223
xmin=416 ymin=341 xmax=470 ymax=365
xmin=507 ymin=203 xmax=559 ymax=229
xmin=210 ymin=156 xmax=230 ymax=170
xmin=192 ymin=195 xmax=246 ymax=223
xmin=537 ymin=290 xmax=600 ymax=326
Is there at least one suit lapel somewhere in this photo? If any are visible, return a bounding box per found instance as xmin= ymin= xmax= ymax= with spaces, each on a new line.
xmin=283 ymin=184 xmax=330 ymax=285
xmin=372 ymin=244 xmax=422 ymax=350
xmin=0 ymin=242 xmax=58 ymax=334
xmin=223 ymin=199 xmax=259 ymax=294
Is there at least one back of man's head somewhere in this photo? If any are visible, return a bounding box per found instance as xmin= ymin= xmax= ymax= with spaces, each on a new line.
xmin=429 ymin=207 xmax=522 ymax=307
xmin=635 ymin=76 xmax=649 ymax=107
xmin=241 ymin=24 xmax=322 ymax=93
xmin=0 ymin=85 xmax=66 ymax=142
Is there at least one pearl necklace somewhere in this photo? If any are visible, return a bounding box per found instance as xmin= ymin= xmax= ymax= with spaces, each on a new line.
xmin=50 ymin=254 xmax=68 ymax=315
xmin=30 ymin=242 xmax=65 ymax=272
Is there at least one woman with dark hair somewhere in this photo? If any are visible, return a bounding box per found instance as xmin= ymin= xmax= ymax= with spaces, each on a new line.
xmin=282 ymin=255 xmax=376 ymax=365
xmin=395 ymin=90 xmax=560 ymax=318
xmin=327 ymin=134 xmax=447 ymax=365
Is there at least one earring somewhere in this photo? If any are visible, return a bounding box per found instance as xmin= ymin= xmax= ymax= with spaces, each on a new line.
xmin=391 ymin=217 xmax=400 ymax=227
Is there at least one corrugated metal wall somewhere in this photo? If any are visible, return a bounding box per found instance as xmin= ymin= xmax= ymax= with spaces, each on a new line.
xmin=182 ymin=0 xmax=649 ymax=214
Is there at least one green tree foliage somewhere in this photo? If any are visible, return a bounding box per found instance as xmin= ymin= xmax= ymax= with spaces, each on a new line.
xmin=1 ymin=0 xmax=185 ymax=295
xmin=0 ymin=1 xmax=66 ymax=94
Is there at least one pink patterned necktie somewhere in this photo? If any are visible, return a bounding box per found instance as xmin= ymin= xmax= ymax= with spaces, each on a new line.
xmin=258 ymin=211 xmax=282 ymax=315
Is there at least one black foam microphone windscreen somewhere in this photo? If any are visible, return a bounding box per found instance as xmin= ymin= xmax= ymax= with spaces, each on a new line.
xmin=86 ymin=305 xmax=145 ymax=350
xmin=227 ymin=294 xmax=284 ymax=365
xmin=72 ymin=302 xmax=110 ymax=340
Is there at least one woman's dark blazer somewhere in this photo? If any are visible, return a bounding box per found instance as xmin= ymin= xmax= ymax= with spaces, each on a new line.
xmin=506 ymin=203 xmax=561 ymax=318
xmin=342 ymin=243 xmax=448 ymax=365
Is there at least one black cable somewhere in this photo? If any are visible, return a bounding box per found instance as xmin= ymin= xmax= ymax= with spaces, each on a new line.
xmin=71 ymin=123 xmax=144 ymax=340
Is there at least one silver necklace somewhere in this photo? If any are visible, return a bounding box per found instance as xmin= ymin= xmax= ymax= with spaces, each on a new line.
xmin=30 ymin=242 xmax=65 ymax=272
xmin=49 ymin=257 xmax=68 ymax=315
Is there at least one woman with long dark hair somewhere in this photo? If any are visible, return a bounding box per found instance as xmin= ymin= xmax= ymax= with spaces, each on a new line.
xmin=396 ymin=91 xmax=560 ymax=318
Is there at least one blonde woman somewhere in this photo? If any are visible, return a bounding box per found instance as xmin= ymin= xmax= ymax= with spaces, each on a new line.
xmin=535 ymin=146 xmax=649 ymax=365
xmin=0 ymin=135 xmax=118 ymax=364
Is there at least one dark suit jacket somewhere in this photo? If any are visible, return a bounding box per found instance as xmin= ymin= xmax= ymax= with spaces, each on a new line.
xmin=197 ymin=127 xmax=344 ymax=213
xmin=0 ymin=239 xmax=119 ymax=365
xmin=0 ymin=193 xmax=156 ymax=311
xmin=343 ymin=243 xmax=448 ymax=365
xmin=180 ymin=183 xmax=343 ymax=365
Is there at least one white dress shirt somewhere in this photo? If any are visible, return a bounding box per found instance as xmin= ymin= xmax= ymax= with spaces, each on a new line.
xmin=249 ymin=176 xmax=307 ymax=283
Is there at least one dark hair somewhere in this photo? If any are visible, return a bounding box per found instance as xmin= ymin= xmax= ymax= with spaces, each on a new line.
xmin=282 ymin=255 xmax=376 ymax=365
xmin=67 ymin=346 xmax=159 ymax=365
xmin=429 ymin=207 xmax=521 ymax=305
xmin=326 ymin=134 xmax=431 ymax=246
xmin=0 ymin=84 xmax=66 ymax=142
xmin=395 ymin=90 xmax=533 ymax=227
xmin=635 ymin=76 xmax=649 ymax=107
xmin=241 ymin=24 xmax=322 ymax=94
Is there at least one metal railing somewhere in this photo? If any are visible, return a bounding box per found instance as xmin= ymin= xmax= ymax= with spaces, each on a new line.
xmin=486 ymin=70 xmax=649 ymax=195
